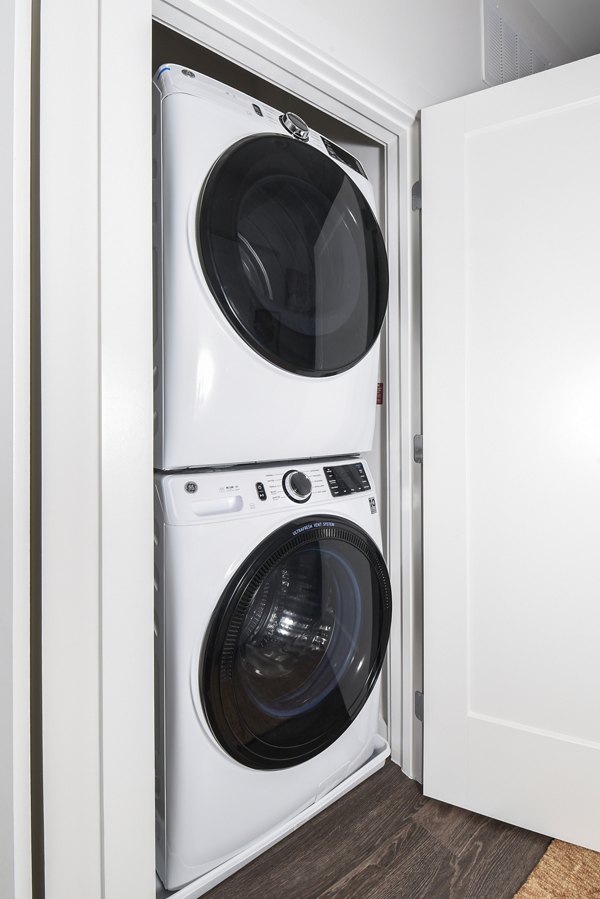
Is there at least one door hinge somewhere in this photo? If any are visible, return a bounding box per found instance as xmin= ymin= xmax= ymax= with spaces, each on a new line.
xmin=412 ymin=180 xmax=422 ymax=211
xmin=413 ymin=434 xmax=423 ymax=464
xmin=415 ymin=691 xmax=424 ymax=723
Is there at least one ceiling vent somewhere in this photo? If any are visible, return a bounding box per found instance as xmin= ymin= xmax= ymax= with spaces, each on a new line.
xmin=483 ymin=0 xmax=549 ymax=87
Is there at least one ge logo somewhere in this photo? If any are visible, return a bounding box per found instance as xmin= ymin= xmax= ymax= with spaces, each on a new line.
xmin=185 ymin=481 xmax=198 ymax=494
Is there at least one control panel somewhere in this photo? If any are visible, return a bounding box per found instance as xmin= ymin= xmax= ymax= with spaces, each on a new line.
xmin=158 ymin=459 xmax=375 ymax=524
xmin=156 ymin=66 xmax=370 ymax=176
xmin=324 ymin=462 xmax=371 ymax=497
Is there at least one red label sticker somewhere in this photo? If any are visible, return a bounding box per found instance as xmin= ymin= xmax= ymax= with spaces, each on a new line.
xmin=376 ymin=382 xmax=384 ymax=405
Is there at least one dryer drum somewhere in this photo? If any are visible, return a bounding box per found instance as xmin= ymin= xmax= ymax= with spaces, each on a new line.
xmin=201 ymin=516 xmax=392 ymax=769
xmin=197 ymin=135 xmax=389 ymax=377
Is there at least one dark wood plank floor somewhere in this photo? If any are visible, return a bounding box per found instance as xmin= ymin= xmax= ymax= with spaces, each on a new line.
xmin=205 ymin=762 xmax=550 ymax=899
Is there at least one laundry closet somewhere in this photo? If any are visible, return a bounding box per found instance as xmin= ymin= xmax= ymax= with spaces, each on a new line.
xmin=151 ymin=19 xmax=400 ymax=894
xmin=4 ymin=1 xmax=600 ymax=898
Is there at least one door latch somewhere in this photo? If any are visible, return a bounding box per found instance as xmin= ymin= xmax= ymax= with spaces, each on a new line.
xmin=413 ymin=434 xmax=423 ymax=464
xmin=412 ymin=181 xmax=422 ymax=211
xmin=415 ymin=691 xmax=424 ymax=723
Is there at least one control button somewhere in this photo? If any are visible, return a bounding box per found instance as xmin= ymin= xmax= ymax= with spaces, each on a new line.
xmin=255 ymin=482 xmax=267 ymax=501
xmin=252 ymin=103 xmax=263 ymax=117
xmin=282 ymin=469 xmax=312 ymax=503
xmin=280 ymin=111 xmax=309 ymax=141
xmin=290 ymin=471 xmax=311 ymax=497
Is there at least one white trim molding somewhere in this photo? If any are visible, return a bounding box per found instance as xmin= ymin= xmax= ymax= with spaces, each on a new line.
xmin=155 ymin=0 xmax=416 ymax=131
xmin=1 ymin=0 xmax=33 ymax=896
xmin=40 ymin=0 xmax=154 ymax=897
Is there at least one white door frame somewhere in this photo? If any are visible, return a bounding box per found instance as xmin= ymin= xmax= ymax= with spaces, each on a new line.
xmin=39 ymin=1 xmax=155 ymax=897
xmin=1 ymin=0 xmax=33 ymax=896
xmin=39 ymin=1 xmax=423 ymax=896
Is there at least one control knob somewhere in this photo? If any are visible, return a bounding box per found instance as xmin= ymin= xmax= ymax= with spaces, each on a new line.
xmin=280 ymin=111 xmax=310 ymax=141
xmin=282 ymin=470 xmax=312 ymax=503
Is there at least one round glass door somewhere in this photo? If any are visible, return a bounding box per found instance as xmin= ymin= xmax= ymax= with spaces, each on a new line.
xmin=201 ymin=516 xmax=392 ymax=769
xmin=197 ymin=135 xmax=389 ymax=376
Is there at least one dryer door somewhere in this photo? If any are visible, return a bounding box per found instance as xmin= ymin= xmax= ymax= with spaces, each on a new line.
xmin=197 ymin=135 xmax=388 ymax=376
xmin=201 ymin=516 xmax=392 ymax=769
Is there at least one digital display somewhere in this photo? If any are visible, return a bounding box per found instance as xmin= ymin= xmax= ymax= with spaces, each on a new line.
xmin=321 ymin=137 xmax=367 ymax=179
xmin=324 ymin=463 xmax=371 ymax=497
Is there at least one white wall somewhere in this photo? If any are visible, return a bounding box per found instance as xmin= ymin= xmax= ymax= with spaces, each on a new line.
xmin=527 ymin=0 xmax=600 ymax=62
xmin=242 ymin=0 xmax=578 ymax=113
xmin=243 ymin=0 xmax=485 ymax=113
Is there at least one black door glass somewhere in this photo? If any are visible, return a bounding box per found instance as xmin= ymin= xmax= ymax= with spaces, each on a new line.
xmin=201 ymin=517 xmax=392 ymax=769
xmin=198 ymin=136 xmax=389 ymax=376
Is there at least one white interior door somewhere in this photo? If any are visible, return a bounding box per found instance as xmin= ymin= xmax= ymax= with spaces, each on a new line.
xmin=421 ymin=53 xmax=600 ymax=850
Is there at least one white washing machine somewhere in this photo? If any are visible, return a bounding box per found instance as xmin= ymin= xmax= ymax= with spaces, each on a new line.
xmin=153 ymin=64 xmax=389 ymax=470
xmin=154 ymin=458 xmax=392 ymax=891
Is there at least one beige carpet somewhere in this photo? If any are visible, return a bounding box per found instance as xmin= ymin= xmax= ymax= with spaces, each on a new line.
xmin=515 ymin=840 xmax=600 ymax=898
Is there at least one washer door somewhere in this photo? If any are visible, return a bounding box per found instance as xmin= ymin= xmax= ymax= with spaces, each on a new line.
xmin=197 ymin=135 xmax=389 ymax=377
xmin=201 ymin=516 xmax=392 ymax=769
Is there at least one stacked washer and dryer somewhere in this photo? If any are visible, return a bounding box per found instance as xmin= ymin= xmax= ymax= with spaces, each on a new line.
xmin=153 ymin=63 xmax=393 ymax=896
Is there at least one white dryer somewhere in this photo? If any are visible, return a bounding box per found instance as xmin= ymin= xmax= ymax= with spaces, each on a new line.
xmin=153 ymin=64 xmax=389 ymax=470
xmin=154 ymin=458 xmax=392 ymax=891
